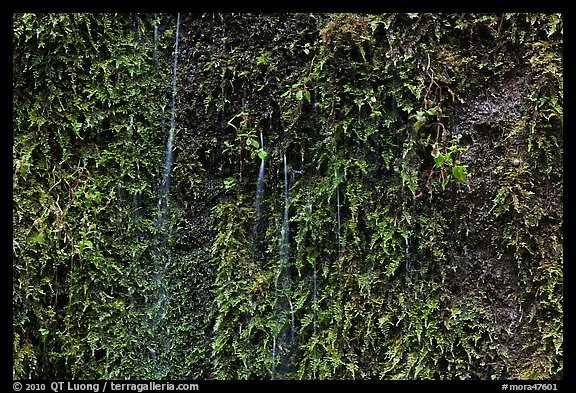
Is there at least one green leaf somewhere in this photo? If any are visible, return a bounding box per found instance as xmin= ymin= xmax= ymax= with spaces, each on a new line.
xmin=224 ymin=177 xmax=236 ymax=190
xmin=280 ymin=90 xmax=290 ymax=98
xmin=452 ymin=165 xmax=467 ymax=183
xmin=413 ymin=110 xmax=426 ymax=131
xmin=29 ymin=232 xmax=45 ymax=244
xmin=295 ymin=90 xmax=303 ymax=101
xmin=305 ymin=90 xmax=311 ymax=103
xmin=434 ymin=153 xmax=445 ymax=168
xmin=256 ymin=53 xmax=268 ymax=65
xmin=247 ymin=139 xmax=259 ymax=149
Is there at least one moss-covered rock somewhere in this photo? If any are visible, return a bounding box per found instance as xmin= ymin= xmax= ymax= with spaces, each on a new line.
xmin=13 ymin=13 xmax=562 ymax=380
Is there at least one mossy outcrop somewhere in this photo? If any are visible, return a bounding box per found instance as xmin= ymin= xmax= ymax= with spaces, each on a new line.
xmin=13 ymin=13 xmax=562 ymax=380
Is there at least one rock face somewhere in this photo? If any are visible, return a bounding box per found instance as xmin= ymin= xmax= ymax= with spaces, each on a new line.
xmin=13 ymin=13 xmax=562 ymax=380
xmin=444 ymin=62 xmax=562 ymax=378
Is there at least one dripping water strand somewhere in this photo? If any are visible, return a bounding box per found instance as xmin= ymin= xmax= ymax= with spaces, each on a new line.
xmin=411 ymin=197 xmax=418 ymax=288
xmin=251 ymin=129 xmax=266 ymax=260
xmin=105 ymin=351 xmax=109 ymax=379
xmin=255 ymin=129 xmax=265 ymax=220
xmin=153 ymin=13 xmax=159 ymax=59
xmin=154 ymin=11 xmax=180 ymax=275
xmin=332 ymin=113 xmax=344 ymax=366
xmin=307 ymin=188 xmax=317 ymax=380
xmin=282 ymin=152 xmax=296 ymax=372
xmin=148 ymin=13 xmax=180 ymax=379
xmin=387 ymin=25 xmax=402 ymax=123
xmin=272 ymin=152 xmax=295 ymax=379
xmin=313 ymin=251 xmax=317 ymax=379
xmin=285 ymin=154 xmax=296 ymax=350
xmin=336 ymin=177 xmax=344 ymax=364
xmin=405 ymin=234 xmax=410 ymax=285
xmin=272 ymin=152 xmax=289 ymax=380
xmin=411 ymin=196 xmax=422 ymax=353
xmin=282 ymin=154 xmax=289 ymax=262
xmin=271 ymin=335 xmax=277 ymax=380
xmin=288 ymin=295 xmax=295 ymax=364
xmin=336 ymin=183 xmax=341 ymax=259
xmin=387 ymin=24 xmax=412 ymax=308
xmin=159 ymin=12 xmax=180 ymax=216
xmin=219 ymin=14 xmax=227 ymax=134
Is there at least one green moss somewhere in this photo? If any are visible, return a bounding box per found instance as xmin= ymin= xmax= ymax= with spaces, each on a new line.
xmin=13 ymin=13 xmax=562 ymax=380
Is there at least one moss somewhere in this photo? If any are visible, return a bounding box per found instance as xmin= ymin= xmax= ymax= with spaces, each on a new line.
xmin=13 ymin=13 xmax=562 ymax=380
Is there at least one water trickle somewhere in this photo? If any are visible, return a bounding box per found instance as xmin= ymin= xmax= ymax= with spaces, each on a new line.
xmin=153 ymin=13 xmax=159 ymax=56
xmin=105 ymin=350 xmax=109 ymax=379
xmin=307 ymin=189 xmax=317 ymax=379
xmin=272 ymin=152 xmax=295 ymax=380
xmin=283 ymin=153 xmax=296 ymax=377
xmin=282 ymin=154 xmax=289 ymax=258
xmin=271 ymin=333 xmax=277 ymax=380
xmin=313 ymin=260 xmax=317 ymax=379
xmin=157 ymin=13 xmax=180 ymax=229
xmin=357 ymin=103 xmax=364 ymax=155
xmin=387 ymin=26 xmax=402 ymax=122
xmin=219 ymin=14 xmax=227 ymax=134
xmin=336 ymin=179 xmax=342 ymax=260
xmin=404 ymin=234 xmax=410 ymax=284
xmin=148 ymin=13 xmax=180 ymax=379
xmin=255 ymin=130 xmax=265 ymax=219
xmin=281 ymin=152 xmax=292 ymax=365
xmin=252 ymin=129 xmax=266 ymax=256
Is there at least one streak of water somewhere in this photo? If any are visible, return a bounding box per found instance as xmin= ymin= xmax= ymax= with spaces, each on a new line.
xmin=336 ymin=181 xmax=341 ymax=259
xmin=255 ymin=131 xmax=265 ymax=220
xmin=148 ymin=13 xmax=180 ymax=379
xmin=272 ymin=152 xmax=295 ymax=380
xmin=252 ymin=128 xmax=266 ymax=262
xmin=283 ymin=154 xmax=289 ymax=253
xmin=159 ymin=12 xmax=180 ymax=214
xmin=153 ymin=14 xmax=159 ymax=55
xmin=307 ymin=189 xmax=317 ymax=379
